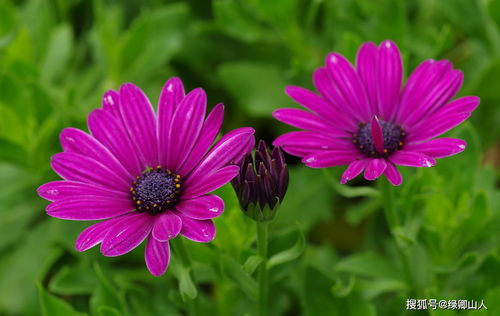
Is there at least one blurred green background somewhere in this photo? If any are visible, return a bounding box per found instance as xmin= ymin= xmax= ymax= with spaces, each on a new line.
xmin=1 ymin=0 xmax=500 ymax=315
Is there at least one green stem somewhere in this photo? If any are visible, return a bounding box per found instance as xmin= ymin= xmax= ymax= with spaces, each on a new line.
xmin=379 ymin=179 xmax=414 ymax=294
xmin=257 ymin=221 xmax=269 ymax=316
xmin=171 ymin=237 xmax=198 ymax=315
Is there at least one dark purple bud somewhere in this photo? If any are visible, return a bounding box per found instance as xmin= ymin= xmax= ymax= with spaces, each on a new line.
xmin=231 ymin=140 xmax=289 ymax=222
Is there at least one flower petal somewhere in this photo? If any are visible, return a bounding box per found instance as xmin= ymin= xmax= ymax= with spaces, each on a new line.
xmin=285 ymin=86 xmax=356 ymax=131
xmin=37 ymin=180 xmax=127 ymax=202
xmin=46 ymin=196 xmax=133 ymax=220
xmin=88 ymin=109 xmax=143 ymax=176
xmin=364 ymin=158 xmax=387 ymax=180
xmin=370 ymin=116 xmax=385 ymax=154
xmin=176 ymin=195 xmax=224 ymax=220
xmin=75 ymin=215 xmax=129 ymax=251
xmin=186 ymin=128 xmax=254 ymax=185
xmin=51 ymin=152 xmax=130 ymax=191
xmin=100 ymin=212 xmax=154 ymax=257
xmin=437 ymin=96 xmax=480 ymax=117
xmin=326 ymin=53 xmax=371 ymax=122
xmin=389 ymin=150 xmax=436 ymax=167
xmin=384 ymin=162 xmax=403 ymax=186
xmin=273 ymin=131 xmax=354 ymax=157
xmin=166 ymin=88 xmax=207 ymax=171
xmin=101 ymin=90 xmax=120 ymax=118
xmin=302 ymin=150 xmax=362 ymax=168
xmin=272 ymin=108 xmax=347 ymax=136
xmin=158 ymin=78 xmax=185 ymax=167
xmin=119 ymin=83 xmax=159 ymax=167
xmin=404 ymin=138 xmax=466 ymax=159
xmin=376 ymin=40 xmax=402 ymax=121
xmin=60 ymin=128 xmax=132 ymax=181
xmin=183 ymin=165 xmax=239 ymax=198
xmin=152 ymin=212 xmax=182 ymax=242
xmin=406 ymin=113 xmax=471 ymax=143
xmin=145 ymin=237 xmax=170 ymax=277
xmin=177 ymin=103 xmax=224 ymax=176
xmin=178 ymin=215 xmax=216 ymax=243
xmin=340 ymin=159 xmax=370 ymax=184
xmin=356 ymin=42 xmax=378 ymax=115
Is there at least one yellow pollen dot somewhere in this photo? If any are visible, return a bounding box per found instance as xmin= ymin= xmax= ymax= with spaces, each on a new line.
xmin=399 ymin=141 xmax=404 ymax=146
xmin=129 ymin=187 xmax=133 ymax=191
xmin=352 ymin=139 xmax=358 ymax=143
xmin=136 ymin=200 xmax=141 ymax=205
xmin=138 ymin=206 xmax=142 ymax=210
xmin=359 ymin=145 xmax=364 ymax=149
xmin=175 ymin=184 xmax=181 ymax=188
xmin=167 ymin=200 xmax=171 ymax=204
xmin=383 ymin=149 xmax=388 ymax=153
xmin=156 ymin=165 xmax=161 ymax=169
xmin=153 ymin=204 xmax=157 ymax=207
xmin=170 ymin=193 xmax=175 ymax=198
xmin=176 ymin=175 xmax=181 ymax=178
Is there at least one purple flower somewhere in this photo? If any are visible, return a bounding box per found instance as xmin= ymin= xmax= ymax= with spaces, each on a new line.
xmin=273 ymin=40 xmax=479 ymax=185
xmin=38 ymin=78 xmax=255 ymax=276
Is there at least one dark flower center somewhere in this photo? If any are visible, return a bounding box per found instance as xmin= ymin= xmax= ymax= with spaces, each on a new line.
xmin=353 ymin=120 xmax=406 ymax=157
xmin=130 ymin=167 xmax=182 ymax=215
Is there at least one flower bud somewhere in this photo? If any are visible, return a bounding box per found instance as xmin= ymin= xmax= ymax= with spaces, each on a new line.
xmin=231 ymin=140 xmax=289 ymax=222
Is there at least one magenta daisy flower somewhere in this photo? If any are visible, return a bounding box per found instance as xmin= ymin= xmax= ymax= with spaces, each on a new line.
xmin=37 ymin=78 xmax=255 ymax=276
xmin=273 ymin=40 xmax=479 ymax=185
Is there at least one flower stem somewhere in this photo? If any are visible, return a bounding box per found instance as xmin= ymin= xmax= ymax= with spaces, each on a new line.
xmin=256 ymin=221 xmax=269 ymax=316
xmin=379 ymin=179 xmax=414 ymax=294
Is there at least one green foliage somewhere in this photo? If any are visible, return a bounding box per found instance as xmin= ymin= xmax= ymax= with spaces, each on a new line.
xmin=0 ymin=0 xmax=499 ymax=315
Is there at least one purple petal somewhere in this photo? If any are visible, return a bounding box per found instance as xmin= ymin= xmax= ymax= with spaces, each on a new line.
xmin=404 ymin=70 xmax=463 ymax=126
xmin=158 ymin=77 xmax=186 ymax=168
xmin=46 ymin=196 xmax=133 ymax=220
xmin=438 ymin=96 xmax=480 ymax=116
xmin=285 ymin=86 xmax=356 ymax=131
xmin=370 ymin=116 xmax=385 ymax=154
xmin=405 ymin=138 xmax=466 ymax=158
xmin=119 ymin=83 xmax=159 ymax=167
xmin=165 ymin=88 xmax=207 ymax=171
xmin=183 ymin=165 xmax=239 ymax=199
xmin=37 ymin=180 xmax=128 ymax=202
xmin=326 ymin=53 xmax=371 ymax=122
xmin=176 ymin=195 xmax=224 ymax=220
xmin=272 ymin=108 xmax=347 ymax=136
xmin=302 ymin=150 xmax=362 ymax=168
xmin=51 ymin=152 xmax=130 ymax=191
xmin=384 ymin=163 xmax=403 ymax=186
xmin=406 ymin=113 xmax=471 ymax=143
xmin=177 ymin=214 xmax=216 ymax=243
xmin=273 ymin=131 xmax=354 ymax=157
xmin=60 ymin=128 xmax=132 ymax=181
xmin=396 ymin=60 xmax=453 ymax=123
xmin=389 ymin=150 xmax=436 ymax=167
xmin=186 ymin=128 xmax=254 ymax=185
xmin=100 ymin=212 xmax=154 ymax=257
xmin=88 ymin=109 xmax=143 ymax=176
xmin=313 ymin=67 xmax=361 ymax=124
xmin=340 ymin=159 xmax=369 ymax=184
xmin=356 ymin=42 xmax=378 ymax=115
xmin=364 ymin=158 xmax=387 ymax=180
xmin=376 ymin=40 xmax=402 ymax=121
xmin=75 ymin=215 xmax=129 ymax=251
xmin=145 ymin=236 xmax=170 ymax=277
xmin=102 ymin=90 xmax=120 ymax=117
xmin=177 ymin=103 xmax=224 ymax=176
xmin=151 ymin=212 xmax=182 ymax=242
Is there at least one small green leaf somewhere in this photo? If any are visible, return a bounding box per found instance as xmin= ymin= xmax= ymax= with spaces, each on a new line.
xmin=242 ymin=255 xmax=263 ymax=275
xmin=90 ymin=264 xmax=126 ymax=316
xmin=41 ymin=24 xmax=74 ymax=82
xmin=170 ymin=258 xmax=198 ymax=301
xmin=267 ymin=225 xmax=305 ymax=269
xmin=49 ymin=264 xmax=98 ymax=295
xmin=221 ymin=254 xmax=257 ymax=300
xmin=331 ymin=275 xmax=355 ymax=298
xmin=37 ymin=284 xmax=86 ymax=316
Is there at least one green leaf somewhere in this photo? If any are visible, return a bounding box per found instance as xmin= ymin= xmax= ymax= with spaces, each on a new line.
xmin=221 ymin=254 xmax=257 ymax=300
xmin=49 ymin=264 xmax=99 ymax=295
xmin=37 ymin=284 xmax=86 ymax=316
xmin=335 ymin=252 xmax=402 ymax=280
xmin=267 ymin=224 xmax=305 ymax=269
xmin=170 ymin=258 xmax=198 ymax=301
xmin=41 ymin=24 xmax=74 ymax=82
xmin=242 ymin=255 xmax=263 ymax=275
xmin=90 ymin=264 xmax=126 ymax=316
xmin=218 ymin=62 xmax=293 ymax=117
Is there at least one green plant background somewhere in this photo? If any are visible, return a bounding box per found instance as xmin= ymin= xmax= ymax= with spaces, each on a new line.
xmin=1 ymin=0 xmax=500 ymax=315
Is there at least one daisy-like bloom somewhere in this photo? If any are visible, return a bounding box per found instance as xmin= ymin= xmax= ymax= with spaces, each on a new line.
xmin=273 ymin=40 xmax=479 ymax=185
xmin=37 ymin=78 xmax=255 ymax=276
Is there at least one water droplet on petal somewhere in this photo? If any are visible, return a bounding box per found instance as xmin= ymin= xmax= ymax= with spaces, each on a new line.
xmin=209 ymin=207 xmax=219 ymax=213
